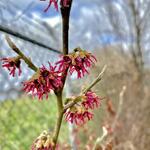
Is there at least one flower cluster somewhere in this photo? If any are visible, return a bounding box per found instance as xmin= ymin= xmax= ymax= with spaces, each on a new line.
xmin=1 ymin=56 xmax=22 ymax=77
xmin=40 ymin=0 xmax=70 ymax=12
xmin=65 ymin=91 xmax=101 ymax=125
xmin=65 ymin=105 xmax=93 ymax=125
xmin=31 ymin=131 xmax=54 ymax=150
xmin=82 ymin=91 xmax=100 ymax=109
xmin=23 ymin=64 xmax=62 ymax=99
xmin=56 ymin=48 xmax=97 ymax=78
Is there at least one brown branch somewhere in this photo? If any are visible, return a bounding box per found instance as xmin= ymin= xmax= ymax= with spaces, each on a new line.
xmin=92 ymin=126 xmax=108 ymax=150
xmin=5 ymin=35 xmax=38 ymax=72
xmin=111 ymin=86 xmax=126 ymax=130
xmin=52 ymin=1 xmax=73 ymax=149
xmin=60 ymin=0 xmax=73 ymax=90
xmin=129 ymin=1 xmax=144 ymax=77
xmin=60 ymin=0 xmax=72 ymax=55
xmin=82 ymin=65 xmax=107 ymax=93
xmin=64 ymin=65 xmax=107 ymax=111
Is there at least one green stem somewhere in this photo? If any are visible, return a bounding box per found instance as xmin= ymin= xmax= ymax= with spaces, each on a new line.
xmin=53 ymin=91 xmax=64 ymax=149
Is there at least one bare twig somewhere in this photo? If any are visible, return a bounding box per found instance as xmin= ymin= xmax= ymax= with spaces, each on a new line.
xmin=111 ymin=86 xmax=126 ymax=130
xmin=64 ymin=65 xmax=107 ymax=111
xmin=5 ymin=35 xmax=38 ymax=72
xmin=83 ymin=65 xmax=107 ymax=93
xmin=129 ymin=1 xmax=144 ymax=76
xmin=92 ymin=126 xmax=108 ymax=150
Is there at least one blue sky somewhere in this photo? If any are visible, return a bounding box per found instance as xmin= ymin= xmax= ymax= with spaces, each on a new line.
xmin=13 ymin=0 xmax=99 ymax=21
xmin=13 ymin=0 xmax=81 ymax=18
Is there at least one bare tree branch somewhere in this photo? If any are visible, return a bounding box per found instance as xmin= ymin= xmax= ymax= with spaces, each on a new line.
xmin=129 ymin=0 xmax=144 ymax=78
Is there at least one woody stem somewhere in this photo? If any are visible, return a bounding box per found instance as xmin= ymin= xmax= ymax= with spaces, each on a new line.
xmin=5 ymin=35 xmax=38 ymax=72
xmin=53 ymin=1 xmax=73 ymax=149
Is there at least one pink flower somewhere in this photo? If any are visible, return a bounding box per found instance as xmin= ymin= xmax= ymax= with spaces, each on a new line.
xmin=40 ymin=0 xmax=70 ymax=12
xmin=23 ymin=63 xmax=62 ymax=99
xmin=56 ymin=48 xmax=97 ymax=78
xmin=65 ymin=106 xmax=93 ymax=125
xmin=40 ymin=64 xmax=62 ymax=89
xmin=82 ymin=91 xmax=100 ymax=110
xmin=64 ymin=91 xmax=101 ymax=125
xmin=31 ymin=131 xmax=54 ymax=150
xmin=43 ymin=0 xmax=58 ymax=12
xmin=56 ymin=55 xmax=71 ymax=71
xmin=1 ymin=56 xmax=22 ymax=77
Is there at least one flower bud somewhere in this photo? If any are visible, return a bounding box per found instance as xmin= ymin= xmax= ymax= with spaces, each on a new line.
xmin=31 ymin=131 xmax=54 ymax=150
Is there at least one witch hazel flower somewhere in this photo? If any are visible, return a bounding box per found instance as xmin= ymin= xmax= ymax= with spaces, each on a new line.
xmin=40 ymin=64 xmax=63 ymax=89
xmin=1 ymin=56 xmax=22 ymax=77
xmin=56 ymin=47 xmax=97 ymax=78
xmin=64 ymin=91 xmax=100 ymax=125
xmin=40 ymin=0 xmax=70 ymax=12
xmin=23 ymin=63 xmax=62 ymax=99
xmin=31 ymin=130 xmax=54 ymax=150
xmin=82 ymin=91 xmax=100 ymax=110
xmin=23 ymin=72 xmax=50 ymax=100
xmin=65 ymin=105 xmax=93 ymax=125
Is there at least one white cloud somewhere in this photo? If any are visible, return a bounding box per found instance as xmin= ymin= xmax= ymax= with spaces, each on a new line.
xmin=43 ymin=16 xmax=61 ymax=27
xmin=9 ymin=0 xmax=35 ymax=8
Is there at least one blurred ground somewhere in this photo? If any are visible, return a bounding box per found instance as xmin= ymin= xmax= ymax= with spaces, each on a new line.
xmin=0 ymin=95 xmax=68 ymax=150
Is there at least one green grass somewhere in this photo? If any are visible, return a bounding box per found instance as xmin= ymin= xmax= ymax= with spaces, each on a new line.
xmin=0 ymin=95 xmax=68 ymax=150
